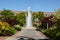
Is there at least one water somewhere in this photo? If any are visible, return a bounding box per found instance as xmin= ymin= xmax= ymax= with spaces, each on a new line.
xmin=26 ymin=7 xmax=33 ymax=28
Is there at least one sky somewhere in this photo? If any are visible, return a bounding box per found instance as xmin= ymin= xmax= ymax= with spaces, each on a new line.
xmin=0 ymin=0 xmax=60 ymax=12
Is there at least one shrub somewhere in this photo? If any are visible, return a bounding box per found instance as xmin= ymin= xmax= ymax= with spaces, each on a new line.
xmin=14 ymin=25 xmax=21 ymax=31
xmin=15 ymin=13 xmax=26 ymax=26
xmin=0 ymin=9 xmax=14 ymax=21
xmin=8 ymin=27 xmax=17 ymax=35
xmin=42 ymin=26 xmax=60 ymax=40
xmin=0 ymin=20 xmax=10 ymax=31
xmin=0 ymin=20 xmax=17 ymax=36
xmin=6 ymin=18 xmax=18 ymax=26
xmin=15 ymin=27 xmax=21 ymax=31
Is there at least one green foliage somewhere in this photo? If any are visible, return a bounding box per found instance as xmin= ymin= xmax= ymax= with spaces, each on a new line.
xmin=53 ymin=9 xmax=60 ymax=23
xmin=53 ymin=9 xmax=60 ymax=28
xmin=8 ymin=27 xmax=17 ymax=35
xmin=0 ymin=20 xmax=17 ymax=36
xmin=32 ymin=12 xmax=37 ymax=21
xmin=42 ymin=26 xmax=60 ymax=40
xmin=32 ymin=12 xmax=44 ymax=21
xmin=14 ymin=25 xmax=21 ymax=31
xmin=15 ymin=12 xmax=26 ymax=26
xmin=41 ymin=9 xmax=60 ymax=40
xmin=15 ymin=27 xmax=21 ymax=31
xmin=0 ymin=9 xmax=14 ymax=20
xmin=54 ymin=9 xmax=60 ymax=19
xmin=37 ymin=12 xmax=44 ymax=20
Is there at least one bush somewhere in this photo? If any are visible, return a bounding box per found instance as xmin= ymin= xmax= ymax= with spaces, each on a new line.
xmin=8 ymin=27 xmax=17 ymax=35
xmin=14 ymin=25 xmax=21 ymax=31
xmin=6 ymin=18 xmax=18 ymax=26
xmin=0 ymin=20 xmax=10 ymax=31
xmin=0 ymin=27 xmax=17 ymax=36
xmin=42 ymin=26 xmax=60 ymax=40
xmin=15 ymin=13 xmax=26 ymax=26
xmin=15 ymin=27 xmax=21 ymax=31
xmin=0 ymin=20 xmax=17 ymax=36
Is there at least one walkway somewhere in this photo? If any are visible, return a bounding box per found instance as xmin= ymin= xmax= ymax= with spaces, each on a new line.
xmin=5 ymin=27 xmax=49 ymax=40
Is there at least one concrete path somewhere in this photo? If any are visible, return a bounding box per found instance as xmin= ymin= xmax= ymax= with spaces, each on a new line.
xmin=5 ymin=28 xmax=49 ymax=40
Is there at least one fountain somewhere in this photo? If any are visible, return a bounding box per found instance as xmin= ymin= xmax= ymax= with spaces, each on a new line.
xmin=24 ymin=7 xmax=36 ymax=29
xmin=26 ymin=7 xmax=33 ymax=28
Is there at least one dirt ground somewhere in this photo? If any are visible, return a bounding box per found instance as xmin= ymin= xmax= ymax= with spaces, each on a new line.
xmin=0 ymin=36 xmax=9 ymax=40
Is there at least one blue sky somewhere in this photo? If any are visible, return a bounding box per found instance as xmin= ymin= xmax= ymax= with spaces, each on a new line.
xmin=0 ymin=0 xmax=60 ymax=12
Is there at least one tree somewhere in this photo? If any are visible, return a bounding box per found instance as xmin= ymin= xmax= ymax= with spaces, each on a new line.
xmin=37 ymin=12 xmax=44 ymax=20
xmin=32 ymin=11 xmax=44 ymax=21
xmin=0 ymin=9 xmax=14 ymax=21
xmin=32 ymin=12 xmax=44 ymax=28
xmin=32 ymin=12 xmax=37 ymax=22
xmin=54 ymin=9 xmax=60 ymax=19
xmin=53 ymin=9 xmax=60 ymax=29
xmin=41 ymin=16 xmax=53 ymax=29
xmin=15 ymin=12 xmax=26 ymax=26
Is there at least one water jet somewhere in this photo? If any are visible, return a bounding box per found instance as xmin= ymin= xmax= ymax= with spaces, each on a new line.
xmin=24 ymin=7 xmax=35 ymax=29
